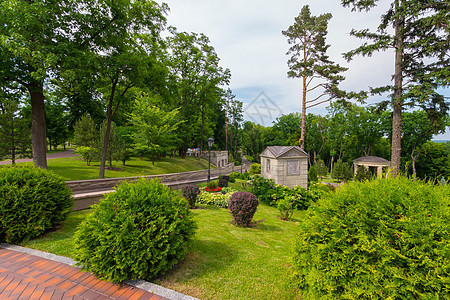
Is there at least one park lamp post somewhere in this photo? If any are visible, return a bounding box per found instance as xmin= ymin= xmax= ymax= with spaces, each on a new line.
xmin=207 ymin=137 xmax=214 ymax=182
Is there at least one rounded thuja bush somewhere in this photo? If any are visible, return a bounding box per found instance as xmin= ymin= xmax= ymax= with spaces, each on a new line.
xmin=0 ymin=166 xmax=73 ymax=243
xmin=291 ymin=176 xmax=450 ymax=299
xmin=182 ymin=184 xmax=200 ymax=208
xmin=74 ymin=178 xmax=196 ymax=283
xmin=229 ymin=191 xmax=259 ymax=227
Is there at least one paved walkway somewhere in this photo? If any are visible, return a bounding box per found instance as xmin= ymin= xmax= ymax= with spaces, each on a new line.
xmin=0 ymin=150 xmax=79 ymax=166
xmin=0 ymin=245 xmax=197 ymax=300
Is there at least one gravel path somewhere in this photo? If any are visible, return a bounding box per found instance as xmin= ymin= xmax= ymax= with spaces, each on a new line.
xmin=0 ymin=150 xmax=79 ymax=165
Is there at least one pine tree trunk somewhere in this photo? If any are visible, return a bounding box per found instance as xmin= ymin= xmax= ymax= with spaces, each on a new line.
xmin=301 ymin=72 xmax=306 ymax=150
xmin=99 ymin=83 xmax=116 ymax=178
xmin=29 ymin=82 xmax=47 ymax=169
xmin=391 ymin=1 xmax=404 ymax=177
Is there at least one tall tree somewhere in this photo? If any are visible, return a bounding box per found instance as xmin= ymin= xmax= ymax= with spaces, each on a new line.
xmin=341 ymin=0 xmax=450 ymax=176
xmin=282 ymin=5 xmax=347 ymax=150
xmin=128 ymin=94 xmax=182 ymax=165
xmin=0 ymin=0 xmax=167 ymax=170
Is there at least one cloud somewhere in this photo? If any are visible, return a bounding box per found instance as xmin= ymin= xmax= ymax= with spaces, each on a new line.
xmin=162 ymin=0 xmax=449 ymax=138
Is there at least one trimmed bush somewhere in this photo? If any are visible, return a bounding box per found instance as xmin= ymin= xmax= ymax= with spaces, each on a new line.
xmin=0 ymin=166 xmax=73 ymax=243
xmin=182 ymin=184 xmax=200 ymax=208
xmin=73 ymin=178 xmax=196 ymax=283
xmin=354 ymin=165 xmax=373 ymax=181
xmin=218 ymin=175 xmax=229 ymax=188
xmin=308 ymin=166 xmax=318 ymax=183
xmin=229 ymin=171 xmax=250 ymax=182
xmin=248 ymin=163 xmax=261 ymax=175
xmin=206 ymin=180 xmax=219 ymax=190
xmin=229 ymin=192 xmax=259 ymax=227
xmin=291 ymin=177 xmax=450 ymax=299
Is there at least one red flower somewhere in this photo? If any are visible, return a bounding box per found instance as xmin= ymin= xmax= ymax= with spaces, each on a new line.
xmin=205 ymin=187 xmax=222 ymax=192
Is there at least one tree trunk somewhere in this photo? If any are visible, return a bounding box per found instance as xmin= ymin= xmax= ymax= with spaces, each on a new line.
xmin=200 ymin=103 xmax=205 ymax=160
xmin=391 ymin=1 xmax=404 ymax=177
xmin=99 ymin=82 xmax=117 ymax=178
xmin=301 ymin=75 xmax=306 ymax=150
xmin=29 ymin=82 xmax=47 ymax=169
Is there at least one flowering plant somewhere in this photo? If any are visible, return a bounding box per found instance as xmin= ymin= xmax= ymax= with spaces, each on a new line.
xmin=205 ymin=186 xmax=222 ymax=192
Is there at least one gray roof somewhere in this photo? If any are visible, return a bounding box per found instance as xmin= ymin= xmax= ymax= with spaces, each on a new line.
xmin=263 ymin=146 xmax=309 ymax=158
xmin=353 ymin=156 xmax=390 ymax=164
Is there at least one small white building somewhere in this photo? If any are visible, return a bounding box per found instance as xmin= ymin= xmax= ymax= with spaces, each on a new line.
xmin=260 ymin=146 xmax=309 ymax=189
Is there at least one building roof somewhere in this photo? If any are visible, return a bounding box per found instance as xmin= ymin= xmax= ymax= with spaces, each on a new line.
xmin=261 ymin=146 xmax=309 ymax=158
xmin=353 ymin=156 xmax=390 ymax=164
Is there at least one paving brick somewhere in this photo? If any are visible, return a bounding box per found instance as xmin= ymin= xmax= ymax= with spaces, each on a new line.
xmin=29 ymin=286 xmax=46 ymax=300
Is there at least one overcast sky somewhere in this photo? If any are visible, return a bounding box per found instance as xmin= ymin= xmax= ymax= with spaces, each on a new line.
xmin=161 ymin=0 xmax=449 ymax=140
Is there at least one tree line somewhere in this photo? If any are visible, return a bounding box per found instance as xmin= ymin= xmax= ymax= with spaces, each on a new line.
xmin=241 ymin=103 xmax=450 ymax=180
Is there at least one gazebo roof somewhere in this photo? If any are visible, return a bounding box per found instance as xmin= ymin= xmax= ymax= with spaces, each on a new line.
xmin=353 ymin=156 xmax=389 ymax=164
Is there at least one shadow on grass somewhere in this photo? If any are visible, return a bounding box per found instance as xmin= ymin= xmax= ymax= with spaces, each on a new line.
xmin=158 ymin=239 xmax=237 ymax=282
xmin=255 ymin=223 xmax=283 ymax=232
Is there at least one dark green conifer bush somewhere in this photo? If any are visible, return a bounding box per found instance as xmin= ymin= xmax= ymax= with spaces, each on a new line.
xmin=229 ymin=192 xmax=259 ymax=227
xmin=0 ymin=166 xmax=73 ymax=243
xmin=291 ymin=176 xmax=450 ymax=299
xmin=73 ymin=178 xmax=196 ymax=283
xmin=308 ymin=165 xmax=318 ymax=182
xmin=182 ymin=184 xmax=200 ymax=208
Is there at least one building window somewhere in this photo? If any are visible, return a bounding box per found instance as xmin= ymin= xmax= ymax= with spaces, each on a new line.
xmin=267 ymin=159 xmax=271 ymax=172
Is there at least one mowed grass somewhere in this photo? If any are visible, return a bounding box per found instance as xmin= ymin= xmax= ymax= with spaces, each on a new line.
xmin=21 ymin=186 xmax=303 ymax=299
xmin=7 ymin=155 xmax=214 ymax=181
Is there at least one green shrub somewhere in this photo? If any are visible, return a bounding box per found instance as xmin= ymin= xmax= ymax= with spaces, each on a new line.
xmin=308 ymin=166 xmax=318 ymax=182
xmin=244 ymin=155 xmax=255 ymax=162
xmin=250 ymin=175 xmax=275 ymax=205
xmin=0 ymin=166 xmax=73 ymax=243
xmin=197 ymin=190 xmax=236 ymax=208
xmin=229 ymin=171 xmax=249 ymax=182
xmin=75 ymin=146 xmax=94 ymax=165
xmin=206 ymin=180 xmax=219 ymax=190
xmin=229 ymin=192 xmax=259 ymax=227
xmin=331 ymin=159 xmax=352 ymax=181
xmin=182 ymin=184 xmax=201 ymax=208
xmin=248 ymin=163 xmax=261 ymax=175
xmin=277 ymin=195 xmax=296 ymax=221
xmin=291 ymin=177 xmax=450 ymax=299
xmin=73 ymin=178 xmax=196 ymax=283
xmin=218 ymin=175 xmax=229 ymax=188
xmin=354 ymin=165 xmax=373 ymax=182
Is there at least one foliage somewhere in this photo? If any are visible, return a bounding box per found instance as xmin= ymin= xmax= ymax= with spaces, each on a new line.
xmin=291 ymin=176 xmax=450 ymax=299
xmin=0 ymin=166 xmax=72 ymax=243
xmin=250 ymin=175 xmax=276 ymax=205
xmin=248 ymin=163 xmax=261 ymax=175
xmin=128 ymin=94 xmax=183 ymax=165
xmin=277 ymin=195 xmax=297 ymax=221
xmin=354 ymin=165 xmax=373 ymax=182
xmin=218 ymin=175 xmax=229 ymax=188
xmin=229 ymin=171 xmax=250 ymax=182
xmin=182 ymin=184 xmax=201 ymax=208
xmin=206 ymin=181 xmax=219 ymax=190
xmin=73 ymin=114 xmax=97 ymax=148
xmin=308 ymin=166 xmax=318 ymax=183
xmin=196 ymin=190 xmax=236 ymax=208
xmin=75 ymin=146 xmax=94 ymax=166
xmin=45 ymin=98 xmax=70 ymax=150
xmin=229 ymin=192 xmax=259 ymax=227
xmin=0 ymin=92 xmax=31 ymax=163
xmin=331 ymin=159 xmax=352 ymax=181
xmin=415 ymin=141 xmax=450 ymax=179
xmin=73 ymin=179 xmax=196 ymax=283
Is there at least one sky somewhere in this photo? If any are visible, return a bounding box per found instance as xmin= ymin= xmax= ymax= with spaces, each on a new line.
xmin=161 ymin=0 xmax=449 ymax=140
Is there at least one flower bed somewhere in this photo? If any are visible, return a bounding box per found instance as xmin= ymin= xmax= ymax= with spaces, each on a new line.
xmin=205 ymin=186 xmax=222 ymax=192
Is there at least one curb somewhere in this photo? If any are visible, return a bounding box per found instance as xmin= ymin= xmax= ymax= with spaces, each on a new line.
xmin=0 ymin=243 xmax=199 ymax=300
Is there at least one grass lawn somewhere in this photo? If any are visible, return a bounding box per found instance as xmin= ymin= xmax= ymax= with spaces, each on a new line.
xmin=21 ymin=180 xmax=303 ymax=299
xmin=9 ymin=156 xmax=214 ymax=181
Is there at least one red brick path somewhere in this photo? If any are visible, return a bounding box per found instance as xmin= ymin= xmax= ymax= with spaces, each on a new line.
xmin=0 ymin=248 xmax=168 ymax=300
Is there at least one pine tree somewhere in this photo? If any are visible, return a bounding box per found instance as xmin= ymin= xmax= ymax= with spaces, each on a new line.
xmin=283 ymin=5 xmax=347 ymax=150
xmin=341 ymin=0 xmax=450 ymax=176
